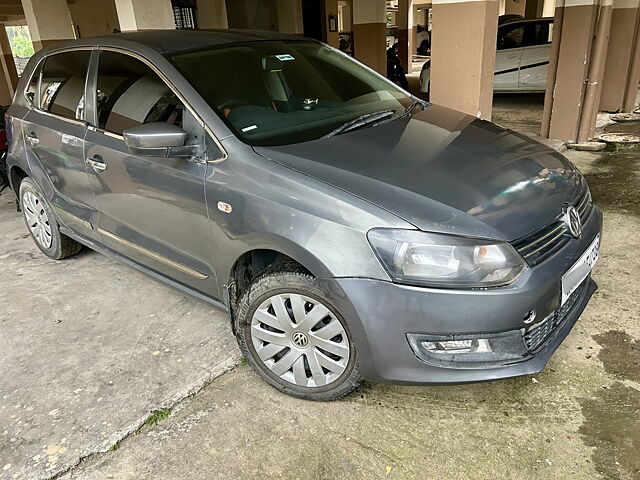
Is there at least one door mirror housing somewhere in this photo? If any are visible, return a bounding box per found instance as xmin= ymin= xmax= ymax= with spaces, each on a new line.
xmin=123 ymin=123 xmax=199 ymax=159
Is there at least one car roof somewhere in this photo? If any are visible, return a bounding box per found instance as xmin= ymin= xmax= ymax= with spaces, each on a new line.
xmin=47 ymin=29 xmax=313 ymax=55
xmin=501 ymin=17 xmax=553 ymax=26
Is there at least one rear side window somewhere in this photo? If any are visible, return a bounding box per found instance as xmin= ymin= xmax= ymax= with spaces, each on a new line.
xmin=39 ymin=50 xmax=90 ymax=121
xmin=95 ymin=51 xmax=184 ymax=136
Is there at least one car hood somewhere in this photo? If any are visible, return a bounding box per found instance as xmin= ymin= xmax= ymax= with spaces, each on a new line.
xmin=254 ymin=104 xmax=585 ymax=241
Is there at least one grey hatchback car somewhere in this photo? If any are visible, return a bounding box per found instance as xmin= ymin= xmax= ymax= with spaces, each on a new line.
xmin=6 ymin=30 xmax=601 ymax=401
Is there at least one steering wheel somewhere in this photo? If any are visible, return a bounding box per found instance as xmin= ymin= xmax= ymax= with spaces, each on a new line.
xmin=217 ymin=99 xmax=248 ymax=117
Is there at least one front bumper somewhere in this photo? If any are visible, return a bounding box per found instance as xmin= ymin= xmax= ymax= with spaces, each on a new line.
xmin=325 ymin=206 xmax=602 ymax=384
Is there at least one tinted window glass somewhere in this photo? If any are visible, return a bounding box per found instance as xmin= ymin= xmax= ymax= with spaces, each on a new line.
xmin=535 ymin=21 xmax=552 ymax=45
xmin=39 ymin=51 xmax=90 ymax=121
xmin=95 ymin=52 xmax=184 ymax=135
xmin=169 ymin=41 xmax=410 ymax=146
xmin=497 ymin=24 xmax=524 ymax=50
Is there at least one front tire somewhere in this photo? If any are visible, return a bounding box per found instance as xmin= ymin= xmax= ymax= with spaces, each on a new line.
xmin=234 ymin=265 xmax=362 ymax=401
xmin=19 ymin=177 xmax=82 ymax=260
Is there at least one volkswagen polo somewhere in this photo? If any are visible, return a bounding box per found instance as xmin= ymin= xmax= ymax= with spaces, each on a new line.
xmin=6 ymin=30 xmax=601 ymax=401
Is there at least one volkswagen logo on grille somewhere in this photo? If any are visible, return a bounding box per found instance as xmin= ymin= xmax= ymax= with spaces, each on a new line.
xmin=291 ymin=331 xmax=309 ymax=348
xmin=564 ymin=205 xmax=582 ymax=239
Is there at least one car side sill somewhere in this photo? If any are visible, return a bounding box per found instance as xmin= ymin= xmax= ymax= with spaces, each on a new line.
xmin=59 ymin=226 xmax=230 ymax=314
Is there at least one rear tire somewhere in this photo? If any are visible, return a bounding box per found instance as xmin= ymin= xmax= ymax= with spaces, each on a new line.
xmin=234 ymin=265 xmax=362 ymax=401
xmin=19 ymin=177 xmax=82 ymax=260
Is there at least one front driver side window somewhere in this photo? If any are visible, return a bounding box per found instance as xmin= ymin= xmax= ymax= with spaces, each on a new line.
xmin=95 ymin=51 xmax=184 ymax=136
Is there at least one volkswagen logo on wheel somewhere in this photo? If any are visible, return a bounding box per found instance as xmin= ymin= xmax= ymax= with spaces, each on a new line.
xmin=564 ymin=205 xmax=582 ymax=239
xmin=291 ymin=331 xmax=309 ymax=348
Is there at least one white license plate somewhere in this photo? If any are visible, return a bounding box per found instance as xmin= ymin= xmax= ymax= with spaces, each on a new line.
xmin=561 ymin=234 xmax=600 ymax=305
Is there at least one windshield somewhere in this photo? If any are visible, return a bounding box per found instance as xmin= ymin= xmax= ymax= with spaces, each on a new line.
xmin=168 ymin=41 xmax=411 ymax=146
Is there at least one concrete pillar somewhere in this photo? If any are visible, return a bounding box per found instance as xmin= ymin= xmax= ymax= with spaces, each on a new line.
xmin=0 ymin=26 xmax=18 ymax=104
xmin=21 ymin=0 xmax=75 ymax=50
xmin=525 ymin=0 xmax=538 ymax=17
xmin=339 ymin=0 xmax=352 ymax=31
xmin=324 ymin=0 xmax=339 ymax=47
xmin=68 ymin=0 xmax=120 ymax=38
xmin=276 ymin=0 xmax=303 ymax=34
xmin=397 ymin=0 xmax=414 ymax=71
xmin=352 ymin=0 xmax=386 ymax=73
xmin=542 ymin=0 xmax=556 ymax=16
xmin=624 ymin=15 xmax=640 ymax=111
xmin=114 ymin=0 xmax=175 ymax=31
xmin=542 ymin=0 xmax=612 ymax=141
xmin=197 ymin=0 xmax=228 ymax=29
xmin=600 ymin=0 xmax=640 ymax=112
xmin=504 ymin=0 xmax=527 ymax=15
xmin=430 ymin=0 xmax=499 ymax=120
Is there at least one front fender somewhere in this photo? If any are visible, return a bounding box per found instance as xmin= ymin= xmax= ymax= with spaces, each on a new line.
xmin=205 ymin=139 xmax=414 ymax=300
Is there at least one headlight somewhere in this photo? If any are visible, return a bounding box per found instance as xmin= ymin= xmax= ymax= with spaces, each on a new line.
xmin=367 ymin=229 xmax=526 ymax=288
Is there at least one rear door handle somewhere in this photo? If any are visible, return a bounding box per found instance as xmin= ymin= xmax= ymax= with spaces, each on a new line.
xmin=86 ymin=155 xmax=107 ymax=172
xmin=25 ymin=133 xmax=39 ymax=146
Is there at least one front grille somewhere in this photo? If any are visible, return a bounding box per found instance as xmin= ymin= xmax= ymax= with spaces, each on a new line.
xmin=523 ymin=279 xmax=587 ymax=352
xmin=513 ymin=189 xmax=593 ymax=267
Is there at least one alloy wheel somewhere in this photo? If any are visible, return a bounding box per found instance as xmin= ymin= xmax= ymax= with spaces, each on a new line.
xmin=250 ymin=293 xmax=351 ymax=388
xmin=22 ymin=190 xmax=53 ymax=249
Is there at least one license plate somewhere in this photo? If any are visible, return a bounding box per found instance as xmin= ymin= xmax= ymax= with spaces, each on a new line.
xmin=561 ymin=234 xmax=600 ymax=305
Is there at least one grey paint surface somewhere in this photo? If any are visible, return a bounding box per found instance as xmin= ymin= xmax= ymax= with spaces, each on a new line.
xmin=256 ymin=103 xmax=585 ymax=241
xmin=6 ymin=31 xmax=600 ymax=389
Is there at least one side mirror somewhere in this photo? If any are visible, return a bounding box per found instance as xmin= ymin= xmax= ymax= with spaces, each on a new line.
xmin=123 ymin=123 xmax=200 ymax=159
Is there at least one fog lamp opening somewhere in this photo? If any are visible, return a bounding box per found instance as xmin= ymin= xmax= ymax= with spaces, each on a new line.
xmin=407 ymin=331 xmax=528 ymax=368
xmin=422 ymin=338 xmax=491 ymax=354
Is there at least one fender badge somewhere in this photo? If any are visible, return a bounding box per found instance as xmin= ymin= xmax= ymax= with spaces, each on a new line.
xmin=217 ymin=201 xmax=232 ymax=214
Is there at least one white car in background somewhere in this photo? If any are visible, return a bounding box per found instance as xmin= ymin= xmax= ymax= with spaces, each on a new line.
xmin=420 ymin=18 xmax=553 ymax=93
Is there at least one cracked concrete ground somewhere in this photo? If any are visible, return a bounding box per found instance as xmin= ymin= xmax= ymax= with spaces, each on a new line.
xmin=0 ymin=195 xmax=240 ymax=480
xmin=2 ymin=96 xmax=639 ymax=479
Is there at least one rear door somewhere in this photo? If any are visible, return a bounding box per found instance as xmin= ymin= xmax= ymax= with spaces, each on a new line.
xmin=494 ymin=23 xmax=525 ymax=91
xmin=21 ymin=49 xmax=100 ymax=239
xmin=518 ymin=20 xmax=553 ymax=91
xmin=84 ymin=50 xmax=216 ymax=293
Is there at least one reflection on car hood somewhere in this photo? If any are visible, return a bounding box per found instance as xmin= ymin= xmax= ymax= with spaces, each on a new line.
xmin=254 ymin=104 xmax=585 ymax=241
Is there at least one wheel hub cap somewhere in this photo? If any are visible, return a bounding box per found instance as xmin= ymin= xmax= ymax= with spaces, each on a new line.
xmin=22 ymin=190 xmax=53 ymax=249
xmin=250 ymin=293 xmax=350 ymax=388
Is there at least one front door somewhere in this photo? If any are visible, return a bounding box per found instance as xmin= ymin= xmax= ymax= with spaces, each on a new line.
xmin=21 ymin=49 xmax=100 ymax=239
xmin=518 ymin=20 xmax=553 ymax=91
xmin=494 ymin=23 xmax=525 ymax=91
xmin=84 ymin=50 xmax=217 ymax=294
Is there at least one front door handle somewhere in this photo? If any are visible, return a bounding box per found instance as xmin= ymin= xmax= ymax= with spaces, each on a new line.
xmin=25 ymin=133 xmax=39 ymax=146
xmin=86 ymin=155 xmax=107 ymax=172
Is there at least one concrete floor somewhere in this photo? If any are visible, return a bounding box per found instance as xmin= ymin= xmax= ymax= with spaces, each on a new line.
xmin=0 ymin=195 xmax=240 ymax=480
xmin=1 ymin=94 xmax=639 ymax=479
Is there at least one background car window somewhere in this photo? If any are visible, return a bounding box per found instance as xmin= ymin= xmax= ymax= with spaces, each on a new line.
xmin=522 ymin=21 xmax=552 ymax=48
xmin=497 ymin=25 xmax=525 ymax=50
xmin=39 ymin=51 xmax=90 ymax=121
xmin=95 ymin=52 xmax=184 ymax=135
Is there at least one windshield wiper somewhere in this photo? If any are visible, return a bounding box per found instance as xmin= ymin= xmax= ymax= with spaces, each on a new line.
xmin=401 ymin=98 xmax=427 ymax=117
xmin=324 ymin=109 xmax=396 ymax=137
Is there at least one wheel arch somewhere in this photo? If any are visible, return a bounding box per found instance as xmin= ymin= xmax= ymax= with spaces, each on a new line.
xmin=9 ymin=164 xmax=29 ymax=199
xmin=226 ymin=243 xmax=330 ymax=301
